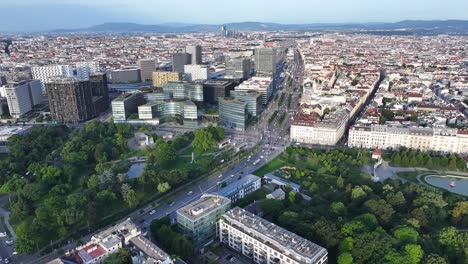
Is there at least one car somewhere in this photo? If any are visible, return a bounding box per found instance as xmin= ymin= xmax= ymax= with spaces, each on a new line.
xmin=230 ymin=257 xmax=236 ymax=262
xmin=0 ymin=232 xmax=6 ymax=237
xmin=187 ymin=191 xmax=193 ymax=196
xmin=231 ymin=174 xmax=234 ymax=178
xmin=218 ymin=174 xmax=223 ymax=178
xmin=5 ymin=239 xmax=13 ymax=246
xmin=168 ymin=202 xmax=175 ymax=207
xmin=149 ymin=210 xmax=156 ymax=215
xmin=4 ymin=258 xmax=9 ymax=263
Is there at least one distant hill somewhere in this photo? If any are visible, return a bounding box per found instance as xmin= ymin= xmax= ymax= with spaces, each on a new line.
xmin=54 ymin=20 xmax=468 ymax=34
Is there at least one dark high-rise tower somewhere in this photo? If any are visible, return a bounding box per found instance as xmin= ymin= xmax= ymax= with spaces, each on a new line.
xmin=46 ymin=76 xmax=108 ymax=123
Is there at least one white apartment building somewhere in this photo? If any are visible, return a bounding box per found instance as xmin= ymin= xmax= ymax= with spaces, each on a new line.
xmin=218 ymin=207 xmax=328 ymax=264
xmin=291 ymin=108 xmax=349 ymax=146
xmin=76 ymin=61 xmax=99 ymax=80
xmin=31 ymin=65 xmax=73 ymax=91
xmin=234 ymin=76 xmax=273 ymax=105
xmin=4 ymin=82 xmax=33 ymax=118
xmin=348 ymin=125 xmax=468 ymax=154
xmin=184 ymin=64 xmax=208 ymax=81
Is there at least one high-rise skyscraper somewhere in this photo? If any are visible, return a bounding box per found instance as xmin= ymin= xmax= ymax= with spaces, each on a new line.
xmin=172 ymin=53 xmax=192 ymax=73
xmin=225 ymin=58 xmax=251 ymax=80
xmin=138 ymin=59 xmax=156 ymax=82
xmin=185 ymin=45 xmax=202 ymax=65
xmin=46 ymin=76 xmax=107 ymax=123
xmin=4 ymin=82 xmax=33 ymax=118
xmin=3 ymin=80 xmax=45 ymax=118
xmin=254 ymin=48 xmax=276 ymax=76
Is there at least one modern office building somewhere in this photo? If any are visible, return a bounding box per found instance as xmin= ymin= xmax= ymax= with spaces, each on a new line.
xmin=184 ymin=65 xmax=208 ymax=82
xmin=218 ymin=207 xmax=328 ymax=264
xmin=138 ymin=103 xmax=158 ymax=120
xmin=31 ymin=65 xmax=73 ymax=91
xmin=152 ymin=71 xmax=182 ymax=88
xmin=176 ymin=194 xmax=231 ymax=248
xmin=163 ymin=81 xmax=204 ymax=103
xmin=76 ymin=61 xmax=99 ymax=80
xmin=230 ymin=90 xmax=263 ymax=117
xmin=234 ymin=76 xmax=273 ymax=105
xmin=219 ymin=97 xmax=248 ymax=131
xmin=254 ymin=48 xmax=276 ymax=76
xmin=172 ymin=53 xmax=192 ymax=73
xmin=138 ymin=59 xmax=156 ymax=82
xmin=3 ymin=80 xmax=44 ymax=118
xmin=89 ymin=73 xmax=109 ymax=114
xmin=4 ymin=82 xmax=33 ymax=118
xmin=110 ymin=69 xmax=141 ymax=84
xmin=144 ymin=92 xmax=172 ymax=103
xmin=214 ymin=174 xmax=261 ymax=203
xmin=46 ymin=77 xmax=97 ymax=123
xmin=185 ymin=45 xmax=202 ymax=65
xmin=111 ymin=92 xmax=145 ymax=121
xmin=225 ymin=58 xmax=251 ymax=80
xmin=203 ymin=79 xmax=236 ymax=104
xmin=348 ymin=124 xmax=468 ymax=154
xmin=28 ymin=80 xmax=46 ymax=106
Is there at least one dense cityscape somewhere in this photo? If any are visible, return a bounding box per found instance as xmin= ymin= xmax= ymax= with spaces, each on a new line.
xmin=0 ymin=3 xmax=468 ymax=264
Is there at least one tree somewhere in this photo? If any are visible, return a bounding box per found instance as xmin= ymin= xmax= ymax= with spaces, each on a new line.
xmin=192 ymin=129 xmax=216 ymax=154
xmin=393 ymin=153 xmax=402 ymax=166
xmin=157 ymin=182 xmax=171 ymax=193
xmin=339 ymin=237 xmax=354 ymax=252
xmin=338 ymin=253 xmax=353 ymax=264
xmin=151 ymin=140 xmax=177 ymax=168
xmin=311 ymin=219 xmax=342 ymax=248
xmin=352 ymin=232 xmax=394 ymax=263
xmin=450 ymin=201 xmax=468 ymax=225
xmin=405 ymin=244 xmax=424 ymax=264
xmin=104 ymin=248 xmax=132 ymax=264
xmin=423 ymin=254 xmax=447 ymax=264
xmin=331 ymin=202 xmax=346 ymax=215
xmin=288 ymin=191 xmax=296 ymax=204
xmin=393 ymin=226 xmax=419 ymax=244
xmin=351 ymin=186 xmax=366 ymax=200
xmin=364 ymin=199 xmax=395 ymax=225
xmin=126 ymin=190 xmax=139 ymax=208
xmin=337 ymin=175 xmax=345 ymax=189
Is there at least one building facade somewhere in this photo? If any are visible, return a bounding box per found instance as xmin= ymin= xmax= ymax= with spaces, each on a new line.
xmin=172 ymin=53 xmax=192 ymax=73
xmin=348 ymin=124 xmax=468 ymax=154
xmin=110 ymin=69 xmax=141 ymax=84
xmin=138 ymin=59 xmax=156 ymax=82
xmin=219 ymin=97 xmax=248 ymax=131
xmin=152 ymin=71 xmax=182 ymax=88
xmin=254 ymin=48 xmax=276 ymax=76
xmin=234 ymin=77 xmax=273 ymax=105
xmin=76 ymin=61 xmax=99 ymax=80
xmin=225 ymin=58 xmax=251 ymax=80
xmin=185 ymin=45 xmax=202 ymax=65
xmin=203 ymin=80 xmax=236 ymax=104
xmin=46 ymin=77 xmax=100 ymax=123
xmin=176 ymin=194 xmax=231 ymax=248
xmin=4 ymin=81 xmax=33 ymax=118
xmin=215 ymin=174 xmax=261 ymax=202
xmin=230 ymin=90 xmax=263 ymax=117
xmin=219 ymin=207 xmax=328 ymax=264
xmin=31 ymin=65 xmax=73 ymax=91
xmin=184 ymin=65 xmax=208 ymax=82
xmin=111 ymin=92 xmax=145 ymax=121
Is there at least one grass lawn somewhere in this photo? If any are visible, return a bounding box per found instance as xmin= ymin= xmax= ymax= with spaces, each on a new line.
xmin=397 ymin=171 xmax=420 ymax=183
xmin=253 ymin=157 xmax=286 ymax=176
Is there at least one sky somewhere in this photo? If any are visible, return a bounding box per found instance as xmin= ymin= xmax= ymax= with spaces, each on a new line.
xmin=1 ymin=0 xmax=468 ymax=31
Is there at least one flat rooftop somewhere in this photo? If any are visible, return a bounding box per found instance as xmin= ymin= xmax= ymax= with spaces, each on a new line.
xmin=0 ymin=126 xmax=31 ymax=139
xmin=224 ymin=207 xmax=327 ymax=263
xmin=130 ymin=235 xmax=170 ymax=262
xmin=177 ymin=194 xmax=230 ymax=221
xmin=215 ymin=174 xmax=260 ymax=198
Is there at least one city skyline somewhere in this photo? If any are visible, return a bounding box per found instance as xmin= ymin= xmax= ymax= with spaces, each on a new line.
xmin=1 ymin=0 xmax=468 ymax=31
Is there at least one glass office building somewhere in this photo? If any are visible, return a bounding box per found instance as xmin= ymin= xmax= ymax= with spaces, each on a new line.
xmin=219 ymin=97 xmax=248 ymax=131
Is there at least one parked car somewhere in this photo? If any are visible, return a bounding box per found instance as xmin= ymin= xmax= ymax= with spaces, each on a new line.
xmin=5 ymin=239 xmax=14 ymax=246
xmin=150 ymin=210 xmax=156 ymax=215
xmin=0 ymin=232 xmax=7 ymax=238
